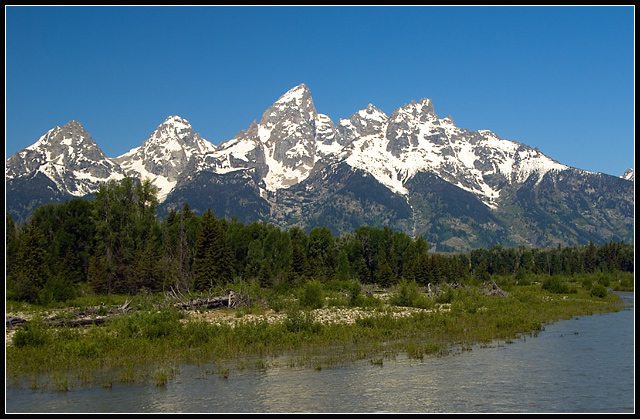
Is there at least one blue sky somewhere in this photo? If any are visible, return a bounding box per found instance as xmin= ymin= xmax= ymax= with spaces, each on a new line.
xmin=5 ymin=5 xmax=635 ymax=177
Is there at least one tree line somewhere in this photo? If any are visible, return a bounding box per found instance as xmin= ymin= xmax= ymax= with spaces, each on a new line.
xmin=5 ymin=177 xmax=634 ymax=304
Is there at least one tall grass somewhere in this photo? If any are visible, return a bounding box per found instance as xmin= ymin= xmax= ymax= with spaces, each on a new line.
xmin=6 ymin=273 xmax=631 ymax=390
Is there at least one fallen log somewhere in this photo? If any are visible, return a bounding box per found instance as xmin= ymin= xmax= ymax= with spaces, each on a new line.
xmin=482 ymin=281 xmax=509 ymax=298
xmin=48 ymin=317 xmax=107 ymax=327
xmin=6 ymin=316 xmax=27 ymax=329
xmin=172 ymin=289 xmax=251 ymax=310
xmin=451 ymin=280 xmax=469 ymax=289
xmin=7 ymin=298 xmax=132 ymax=331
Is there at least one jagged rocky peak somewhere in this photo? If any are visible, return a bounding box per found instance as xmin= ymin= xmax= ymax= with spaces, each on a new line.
xmin=390 ymin=98 xmax=437 ymax=122
xmin=34 ymin=120 xmax=103 ymax=156
xmin=257 ymin=84 xmax=318 ymax=163
xmin=621 ymin=168 xmax=634 ymax=181
xmin=385 ymin=98 xmax=438 ymax=157
xmin=117 ymin=115 xmax=215 ymax=162
xmin=149 ymin=115 xmax=194 ymax=141
xmin=7 ymin=119 xmax=109 ymax=176
xmin=112 ymin=115 xmax=216 ymax=200
xmin=5 ymin=119 xmax=125 ymax=198
xmin=341 ymin=103 xmax=388 ymax=138
xmin=142 ymin=115 xmax=215 ymax=153
xmin=259 ymin=83 xmax=318 ymax=132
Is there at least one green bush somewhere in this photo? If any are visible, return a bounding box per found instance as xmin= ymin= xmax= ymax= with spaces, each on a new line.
xmin=12 ymin=321 xmax=50 ymax=348
xmin=346 ymin=281 xmax=362 ymax=307
xmin=114 ymin=309 xmax=183 ymax=340
xmin=298 ymin=280 xmax=324 ymax=309
xmin=390 ymin=279 xmax=419 ymax=307
xmin=581 ymin=276 xmax=593 ymax=290
xmin=435 ymin=288 xmax=454 ymax=304
xmin=542 ymin=276 xmax=571 ymax=294
xmin=38 ymin=274 xmax=78 ymax=305
xmin=596 ymin=273 xmax=611 ymax=287
xmin=390 ymin=280 xmax=433 ymax=309
xmin=180 ymin=321 xmax=216 ymax=346
xmin=283 ymin=309 xmax=321 ymax=333
xmin=590 ymin=284 xmax=608 ymax=298
xmin=352 ymin=292 xmax=385 ymax=309
xmin=265 ymin=289 xmax=290 ymax=313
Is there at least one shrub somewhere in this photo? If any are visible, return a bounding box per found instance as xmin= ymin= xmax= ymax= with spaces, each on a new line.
xmin=38 ymin=275 xmax=78 ymax=305
xmin=298 ymin=280 xmax=324 ymax=310
xmin=590 ymin=284 xmax=608 ymax=298
xmin=12 ymin=321 xmax=50 ymax=348
xmin=542 ymin=276 xmax=570 ymax=294
xmin=596 ymin=273 xmax=611 ymax=287
xmin=265 ymin=292 xmax=288 ymax=313
xmin=180 ymin=321 xmax=215 ymax=346
xmin=390 ymin=280 xmax=433 ymax=309
xmin=352 ymin=292 xmax=385 ymax=309
xmin=283 ymin=309 xmax=321 ymax=333
xmin=114 ymin=309 xmax=183 ymax=340
xmin=390 ymin=279 xmax=419 ymax=307
xmin=346 ymin=281 xmax=362 ymax=307
xmin=435 ymin=288 xmax=454 ymax=304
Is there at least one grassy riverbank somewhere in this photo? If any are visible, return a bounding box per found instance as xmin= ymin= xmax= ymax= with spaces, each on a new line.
xmin=5 ymin=273 xmax=632 ymax=391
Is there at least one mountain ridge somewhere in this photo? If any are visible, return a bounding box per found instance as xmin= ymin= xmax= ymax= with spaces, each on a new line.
xmin=5 ymin=84 xmax=634 ymax=250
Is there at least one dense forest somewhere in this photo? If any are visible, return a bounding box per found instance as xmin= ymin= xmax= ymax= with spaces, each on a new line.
xmin=5 ymin=177 xmax=634 ymax=304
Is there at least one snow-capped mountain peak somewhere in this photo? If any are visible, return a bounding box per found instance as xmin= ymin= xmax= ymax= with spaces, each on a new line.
xmin=113 ymin=115 xmax=216 ymax=200
xmin=25 ymin=120 xmax=103 ymax=162
xmin=621 ymin=168 xmax=634 ymax=181
xmin=4 ymin=84 xmax=584 ymax=210
xmin=340 ymin=95 xmax=569 ymax=207
xmin=5 ymin=120 xmax=124 ymax=196
xmin=210 ymin=83 xmax=343 ymax=193
xmin=6 ymin=84 xmax=634 ymax=251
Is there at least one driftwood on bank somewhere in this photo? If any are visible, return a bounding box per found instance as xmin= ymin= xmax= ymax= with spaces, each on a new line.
xmin=6 ymin=316 xmax=27 ymax=329
xmin=482 ymin=281 xmax=509 ymax=298
xmin=6 ymin=298 xmax=133 ymax=330
xmin=451 ymin=280 xmax=469 ymax=290
xmin=6 ymin=314 xmax=109 ymax=329
xmin=171 ymin=289 xmax=251 ymax=310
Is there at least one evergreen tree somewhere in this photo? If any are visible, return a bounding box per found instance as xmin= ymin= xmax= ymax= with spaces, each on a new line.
xmin=334 ymin=249 xmax=351 ymax=281
xmin=6 ymin=212 xmax=19 ymax=281
xmin=192 ymin=209 xmax=234 ymax=292
xmin=583 ymin=241 xmax=597 ymax=273
xmin=244 ymin=239 xmax=265 ymax=281
xmin=307 ymin=226 xmax=335 ymax=281
xmin=291 ymin=240 xmax=308 ymax=282
xmin=9 ymin=222 xmax=51 ymax=302
xmin=87 ymin=253 xmax=109 ymax=295
xmin=375 ymin=255 xmax=394 ymax=288
xmin=263 ymin=227 xmax=292 ymax=281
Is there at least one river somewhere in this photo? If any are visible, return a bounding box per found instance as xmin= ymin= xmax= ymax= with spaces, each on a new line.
xmin=5 ymin=292 xmax=634 ymax=413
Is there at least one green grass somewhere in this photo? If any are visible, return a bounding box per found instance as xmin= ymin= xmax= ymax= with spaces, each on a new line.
xmin=5 ymin=273 xmax=632 ymax=390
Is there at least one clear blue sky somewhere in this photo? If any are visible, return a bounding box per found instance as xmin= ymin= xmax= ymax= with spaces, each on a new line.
xmin=5 ymin=5 xmax=635 ymax=177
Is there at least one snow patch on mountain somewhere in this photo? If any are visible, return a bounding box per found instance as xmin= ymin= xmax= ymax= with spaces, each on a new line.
xmin=341 ymin=99 xmax=567 ymax=208
xmin=5 ymin=84 xmax=579 ymax=209
xmin=113 ymin=115 xmax=216 ymax=200
xmin=5 ymin=120 xmax=125 ymax=196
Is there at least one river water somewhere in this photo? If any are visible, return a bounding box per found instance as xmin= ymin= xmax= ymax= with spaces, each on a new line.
xmin=6 ymin=292 xmax=634 ymax=413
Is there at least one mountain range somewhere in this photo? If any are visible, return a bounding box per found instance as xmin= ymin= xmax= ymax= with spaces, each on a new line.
xmin=5 ymin=84 xmax=634 ymax=251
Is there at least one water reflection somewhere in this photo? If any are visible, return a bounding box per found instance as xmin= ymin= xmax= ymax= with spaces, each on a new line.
xmin=6 ymin=293 xmax=633 ymax=413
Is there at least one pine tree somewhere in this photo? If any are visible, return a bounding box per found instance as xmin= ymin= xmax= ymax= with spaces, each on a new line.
xmin=244 ymin=239 xmax=264 ymax=280
xmin=375 ymin=255 xmax=394 ymax=288
xmin=9 ymin=223 xmax=51 ymax=302
xmin=291 ymin=240 xmax=308 ymax=281
xmin=584 ymin=241 xmax=597 ymax=273
xmin=192 ymin=209 xmax=234 ymax=292
xmin=334 ymin=249 xmax=351 ymax=281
